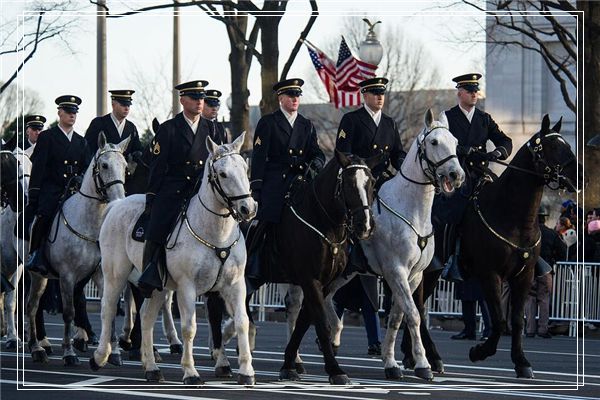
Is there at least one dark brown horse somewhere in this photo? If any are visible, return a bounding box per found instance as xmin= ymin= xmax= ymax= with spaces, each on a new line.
xmin=402 ymin=115 xmax=581 ymax=378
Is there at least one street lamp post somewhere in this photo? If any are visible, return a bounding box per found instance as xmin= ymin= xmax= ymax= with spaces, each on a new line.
xmin=359 ymin=18 xmax=383 ymax=67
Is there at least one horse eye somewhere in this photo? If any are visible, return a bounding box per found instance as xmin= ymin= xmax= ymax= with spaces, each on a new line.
xmin=219 ymin=172 xmax=227 ymax=178
xmin=431 ymin=139 xmax=438 ymax=145
xmin=102 ymin=163 xmax=109 ymax=169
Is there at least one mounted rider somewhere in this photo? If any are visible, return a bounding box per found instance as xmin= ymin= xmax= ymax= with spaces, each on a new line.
xmin=25 ymin=95 xmax=92 ymax=275
xmin=435 ymin=73 xmax=513 ymax=282
xmin=137 ymin=80 xmax=228 ymax=298
xmin=246 ymin=78 xmax=325 ymax=287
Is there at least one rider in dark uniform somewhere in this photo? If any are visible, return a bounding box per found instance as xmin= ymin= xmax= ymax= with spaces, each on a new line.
xmin=202 ymin=89 xmax=228 ymax=141
xmin=138 ymin=80 xmax=228 ymax=298
xmin=246 ymin=78 xmax=325 ymax=286
xmin=436 ymin=73 xmax=513 ymax=282
xmin=334 ymin=77 xmax=406 ymax=355
xmin=23 ymin=115 xmax=46 ymax=150
xmin=25 ymin=95 xmax=92 ymax=275
xmin=84 ymin=90 xmax=143 ymax=158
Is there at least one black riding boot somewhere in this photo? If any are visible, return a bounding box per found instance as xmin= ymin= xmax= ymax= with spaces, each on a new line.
xmin=441 ymin=226 xmax=463 ymax=283
xmin=0 ymin=273 xmax=14 ymax=293
xmin=535 ymin=256 xmax=553 ymax=277
xmin=25 ymin=216 xmax=50 ymax=275
xmin=137 ymin=241 xmax=163 ymax=299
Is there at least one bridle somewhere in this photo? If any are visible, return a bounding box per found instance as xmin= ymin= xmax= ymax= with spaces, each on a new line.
xmin=493 ymin=132 xmax=577 ymax=191
xmin=198 ymin=151 xmax=252 ymax=223
xmin=399 ymin=126 xmax=457 ymax=193
xmin=79 ymin=148 xmax=126 ymax=203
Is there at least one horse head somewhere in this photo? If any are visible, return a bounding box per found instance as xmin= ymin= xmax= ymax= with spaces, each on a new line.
xmin=529 ymin=114 xmax=581 ymax=193
xmin=0 ymin=149 xmax=21 ymax=211
xmin=410 ymin=109 xmax=465 ymax=195
xmin=81 ymin=132 xmax=129 ymax=203
xmin=205 ymin=132 xmax=256 ymax=222
xmin=334 ymin=150 xmax=378 ymax=240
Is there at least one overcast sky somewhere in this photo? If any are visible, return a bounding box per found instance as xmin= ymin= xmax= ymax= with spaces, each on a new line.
xmin=2 ymin=0 xmax=486 ymax=133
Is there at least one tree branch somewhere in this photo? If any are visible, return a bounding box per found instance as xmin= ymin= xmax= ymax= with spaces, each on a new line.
xmin=280 ymin=0 xmax=319 ymax=80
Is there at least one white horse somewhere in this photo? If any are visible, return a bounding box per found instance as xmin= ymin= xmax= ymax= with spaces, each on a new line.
xmin=91 ymin=134 xmax=257 ymax=385
xmin=0 ymin=145 xmax=31 ymax=350
xmin=25 ymin=133 xmax=130 ymax=366
xmin=322 ymin=109 xmax=465 ymax=380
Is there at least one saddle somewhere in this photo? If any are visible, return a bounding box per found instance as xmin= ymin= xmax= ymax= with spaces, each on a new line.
xmin=245 ymin=221 xmax=289 ymax=289
xmin=131 ymin=211 xmax=150 ymax=242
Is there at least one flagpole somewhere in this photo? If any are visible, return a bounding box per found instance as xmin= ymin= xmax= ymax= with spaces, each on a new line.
xmin=301 ymin=38 xmax=327 ymax=56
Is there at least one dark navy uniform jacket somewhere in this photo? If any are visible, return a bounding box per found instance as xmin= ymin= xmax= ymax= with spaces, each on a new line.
xmin=28 ymin=126 xmax=91 ymax=217
xmin=250 ymin=109 xmax=325 ymax=223
xmin=335 ymin=106 xmax=405 ymax=181
xmin=434 ymin=105 xmax=513 ymax=225
xmin=145 ymin=113 xmax=227 ymax=244
xmin=85 ymin=114 xmax=143 ymax=157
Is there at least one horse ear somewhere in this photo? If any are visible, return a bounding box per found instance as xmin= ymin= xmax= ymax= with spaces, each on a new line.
xmin=4 ymin=134 xmax=17 ymax=152
xmin=438 ymin=111 xmax=449 ymax=129
xmin=152 ymin=118 xmax=161 ymax=134
xmin=366 ymin=152 xmax=386 ymax=170
xmin=205 ymin=135 xmax=219 ymax=155
xmin=335 ymin=149 xmax=350 ymax=168
xmin=231 ymin=131 xmax=246 ymax=153
xmin=424 ymin=108 xmax=434 ymax=128
xmin=541 ymin=114 xmax=550 ymax=136
xmin=118 ymin=133 xmax=131 ymax=153
xmin=551 ymin=116 xmax=563 ymax=133
xmin=98 ymin=131 xmax=107 ymax=150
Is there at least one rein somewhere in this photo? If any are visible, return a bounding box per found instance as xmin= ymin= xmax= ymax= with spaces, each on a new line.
xmin=79 ymin=148 xmax=126 ymax=203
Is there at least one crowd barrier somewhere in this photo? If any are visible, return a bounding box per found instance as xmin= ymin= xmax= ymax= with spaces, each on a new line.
xmin=84 ymin=262 xmax=600 ymax=337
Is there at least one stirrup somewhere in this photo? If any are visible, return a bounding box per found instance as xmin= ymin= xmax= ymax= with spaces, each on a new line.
xmin=441 ymin=256 xmax=463 ymax=283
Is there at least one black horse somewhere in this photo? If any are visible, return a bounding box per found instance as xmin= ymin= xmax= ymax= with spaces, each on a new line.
xmin=210 ymin=151 xmax=382 ymax=384
xmin=401 ymin=115 xmax=581 ymax=378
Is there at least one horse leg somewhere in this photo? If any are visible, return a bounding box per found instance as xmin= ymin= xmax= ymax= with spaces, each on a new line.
xmin=324 ymin=274 xmax=356 ymax=351
xmin=162 ymin=290 xmax=182 ymax=354
xmin=73 ymin=280 xmax=91 ymax=352
xmin=280 ymin=299 xmax=311 ymax=381
xmin=59 ymin=278 xmax=80 ymax=366
xmin=469 ymin=273 xmax=503 ymax=362
xmin=174 ymin=282 xmax=202 ymax=386
xmin=5 ymin=267 xmax=23 ymax=350
xmin=509 ymin=271 xmax=535 ymax=379
xmin=284 ymin=284 xmax=305 ymax=373
xmin=222 ymin=280 xmax=255 ymax=386
xmin=90 ymin=265 xmax=129 ymax=371
xmin=383 ymin=270 xmax=432 ymax=381
xmin=118 ymin=283 xmax=135 ymax=351
xmin=27 ymin=274 xmax=48 ymax=363
xmin=140 ymin=290 xmax=167 ymax=382
xmin=302 ymin=279 xmax=349 ymax=384
xmin=207 ymin=292 xmax=231 ymax=378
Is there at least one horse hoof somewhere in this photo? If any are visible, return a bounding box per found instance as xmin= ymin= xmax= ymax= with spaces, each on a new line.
xmin=63 ymin=355 xmax=81 ymax=366
xmin=43 ymin=345 xmax=53 ymax=355
xmin=515 ymin=366 xmax=534 ymax=379
xmin=414 ymin=367 xmax=434 ymax=381
xmin=215 ymin=365 xmax=233 ymax=378
xmin=329 ymin=374 xmax=351 ymax=385
xmin=118 ymin=337 xmax=132 ymax=351
xmin=385 ymin=367 xmax=403 ymax=380
xmin=183 ymin=376 xmax=204 ymax=386
xmin=31 ymin=349 xmax=49 ymax=363
xmin=5 ymin=339 xmax=19 ymax=351
xmin=469 ymin=345 xmax=485 ymax=362
xmin=430 ymin=359 xmax=445 ymax=374
xmin=333 ymin=345 xmax=339 ymax=356
xmin=402 ymin=357 xmax=415 ymax=370
xmin=73 ymin=338 xmax=88 ymax=353
xmin=108 ymin=353 xmax=123 ymax=367
xmin=145 ymin=370 xmax=164 ymax=382
xmin=89 ymin=357 xmax=101 ymax=371
xmin=128 ymin=349 xmax=141 ymax=361
xmin=238 ymin=374 xmax=255 ymax=386
xmin=295 ymin=363 xmax=306 ymax=375
xmin=279 ymin=369 xmax=300 ymax=381
xmin=170 ymin=343 xmax=183 ymax=354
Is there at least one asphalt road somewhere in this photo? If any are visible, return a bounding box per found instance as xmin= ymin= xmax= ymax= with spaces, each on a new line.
xmin=1 ymin=311 xmax=599 ymax=400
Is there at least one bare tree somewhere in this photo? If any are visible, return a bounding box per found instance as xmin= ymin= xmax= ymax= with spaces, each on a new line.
xmin=0 ymin=83 xmax=44 ymax=138
xmin=0 ymin=1 xmax=80 ymax=94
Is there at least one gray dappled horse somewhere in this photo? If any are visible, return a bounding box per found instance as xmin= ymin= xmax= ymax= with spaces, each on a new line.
xmin=91 ymin=134 xmax=257 ymax=386
xmin=25 ymin=133 xmax=129 ymax=366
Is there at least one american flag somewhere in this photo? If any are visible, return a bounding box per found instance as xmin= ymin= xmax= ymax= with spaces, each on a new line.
xmin=307 ymin=46 xmax=339 ymax=106
xmin=336 ymin=36 xmax=377 ymax=91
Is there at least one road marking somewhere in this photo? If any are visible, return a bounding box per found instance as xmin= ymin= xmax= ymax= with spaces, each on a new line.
xmin=66 ymin=376 xmax=115 ymax=386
